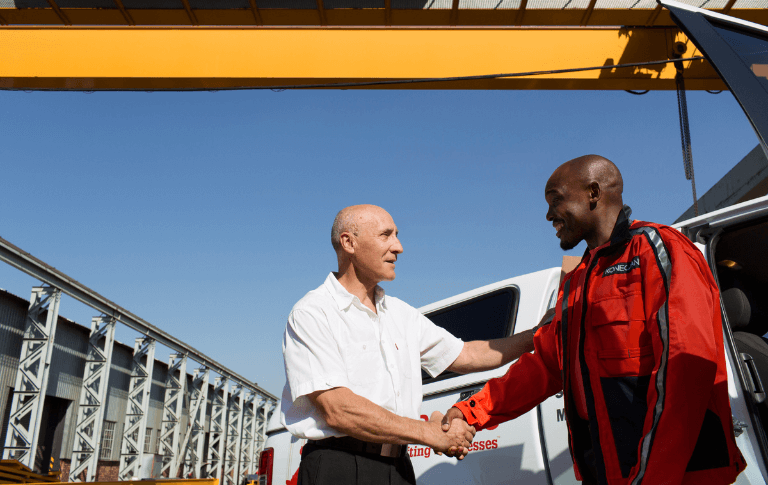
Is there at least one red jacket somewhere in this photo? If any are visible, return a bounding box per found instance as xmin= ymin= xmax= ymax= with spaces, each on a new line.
xmin=454 ymin=206 xmax=746 ymax=485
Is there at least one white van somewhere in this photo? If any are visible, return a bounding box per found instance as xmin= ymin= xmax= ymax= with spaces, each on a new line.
xmin=259 ymin=2 xmax=768 ymax=483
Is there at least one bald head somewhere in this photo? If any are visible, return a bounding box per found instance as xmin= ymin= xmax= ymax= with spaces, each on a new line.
xmin=550 ymin=155 xmax=623 ymax=205
xmin=545 ymin=155 xmax=625 ymax=250
xmin=331 ymin=204 xmax=389 ymax=253
xmin=331 ymin=205 xmax=403 ymax=286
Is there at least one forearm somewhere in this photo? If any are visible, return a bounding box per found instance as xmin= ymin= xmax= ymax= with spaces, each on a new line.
xmin=448 ymin=330 xmax=535 ymax=374
xmin=310 ymin=387 xmax=431 ymax=446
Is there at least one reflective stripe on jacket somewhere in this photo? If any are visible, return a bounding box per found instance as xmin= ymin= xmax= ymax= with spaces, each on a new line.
xmin=454 ymin=206 xmax=747 ymax=485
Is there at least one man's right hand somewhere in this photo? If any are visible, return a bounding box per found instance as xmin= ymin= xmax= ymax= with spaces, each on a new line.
xmin=440 ymin=406 xmax=467 ymax=432
xmin=425 ymin=410 xmax=475 ymax=459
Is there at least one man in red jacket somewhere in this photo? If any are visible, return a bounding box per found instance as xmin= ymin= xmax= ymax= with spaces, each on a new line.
xmin=442 ymin=155 xmax=746 ymax=484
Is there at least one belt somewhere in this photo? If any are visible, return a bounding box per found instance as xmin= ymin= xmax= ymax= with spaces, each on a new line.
xmin=307 ymin=436 xmax=406 ymax=458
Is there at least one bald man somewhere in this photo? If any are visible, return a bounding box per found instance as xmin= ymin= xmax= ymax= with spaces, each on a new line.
xmin=280 ymin=205 xmax=542 ymax=485
xmin=442 ymin=156 xmax=746 ymax=485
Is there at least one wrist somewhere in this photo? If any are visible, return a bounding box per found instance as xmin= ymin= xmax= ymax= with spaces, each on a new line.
xmin=416 ymin=419 xmax=438 ymax=448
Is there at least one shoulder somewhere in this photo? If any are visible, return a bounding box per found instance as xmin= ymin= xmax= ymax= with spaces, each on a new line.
xmin=632 ymin=221 xmax=709 ymax=269
xmin=632 ymin=221 xmax=700 ymax=252
xmin=289 ymin=285 xmax=334 ymax=322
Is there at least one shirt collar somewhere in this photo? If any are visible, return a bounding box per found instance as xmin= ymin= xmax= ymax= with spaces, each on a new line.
xmin=323 ymin=272 xmax=387 ymax=312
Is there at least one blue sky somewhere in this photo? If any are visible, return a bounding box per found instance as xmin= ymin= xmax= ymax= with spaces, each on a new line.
xmin=0 ymin=88 xmax=759 ymax=395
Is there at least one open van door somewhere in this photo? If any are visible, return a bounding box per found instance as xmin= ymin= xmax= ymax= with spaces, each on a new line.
xmin=659 ymin=0 xmax=768 ymax=157
xmin=661 ymin=1 xmax=768 ymax=482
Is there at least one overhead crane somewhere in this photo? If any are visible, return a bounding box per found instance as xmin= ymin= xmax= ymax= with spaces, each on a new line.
xmin=0 ymin=1 xmax=766 ymax=91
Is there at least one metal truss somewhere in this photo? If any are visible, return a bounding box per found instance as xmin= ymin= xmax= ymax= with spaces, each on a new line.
xmin=206 ymin=377 xmax=228 ymax=482
xmin=118 ymin=337 xmax=157 ymax=481
xmin=2 ymin=286 xmax=62 ymax=469
xmin=69 ymin=315 xmax=117 ymax=482
xmin=180 ymin=367 xmax=209 ymax=479
xmin=0 ymin=236 xmax=275 ymax=402
xmin=254 ymin=399 xmax=272 ymax=459
xmin=160 ymin=353 xmax=187 ymax=478
xmin=237 ymin=392 xmax=256 ymax=478
xmin=223 ymin=385 xmax=244 ymax=485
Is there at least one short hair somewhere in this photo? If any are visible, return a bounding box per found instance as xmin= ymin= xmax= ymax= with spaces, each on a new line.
xmin=331 ymin=208 xmax=359 ymax=252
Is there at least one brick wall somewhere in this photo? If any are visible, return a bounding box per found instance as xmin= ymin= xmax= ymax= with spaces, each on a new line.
xmin=96 ymin=461 xmax=120 ymax=481
xmin=58 ymin=459 xmax=120 ymax=482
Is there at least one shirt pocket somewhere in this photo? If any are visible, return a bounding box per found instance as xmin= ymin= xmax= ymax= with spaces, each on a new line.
xmin=591 ymin=294 xmax=654 ymax=377
xmin=341 ymin=339 xmax=384 ymax=386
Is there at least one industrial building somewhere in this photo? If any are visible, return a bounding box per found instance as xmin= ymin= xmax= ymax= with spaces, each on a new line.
xmin=0 ymin=237 xmax=277 ymax=484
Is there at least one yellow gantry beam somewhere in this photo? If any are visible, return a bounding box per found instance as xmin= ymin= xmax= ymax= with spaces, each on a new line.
xmin=0 ymin=27 xmax=724 ymax=91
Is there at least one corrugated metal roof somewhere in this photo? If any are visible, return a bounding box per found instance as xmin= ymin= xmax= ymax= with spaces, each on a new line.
xmin=0 ymin=0 xmax=765 ymax=26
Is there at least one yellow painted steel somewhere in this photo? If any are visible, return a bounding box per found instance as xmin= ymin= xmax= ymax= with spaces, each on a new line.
xmin=0 ymin=27 xmax=724 ymax=91
xmin=0 ymin=460 xmax=60 ymax=484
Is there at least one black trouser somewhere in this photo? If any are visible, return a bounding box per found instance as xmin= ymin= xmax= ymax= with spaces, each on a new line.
xmin=298 ymin=441 xmax=416 ymax=485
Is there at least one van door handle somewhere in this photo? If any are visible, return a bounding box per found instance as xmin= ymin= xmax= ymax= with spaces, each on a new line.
xmin=741 ymin=352 xmax=766 ymax=404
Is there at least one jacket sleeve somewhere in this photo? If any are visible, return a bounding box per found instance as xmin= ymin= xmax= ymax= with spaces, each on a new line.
xmin=628 ymin=228 xmax=721 ymax=484
xmin=453 ymin=304 xmax=564 ymax=430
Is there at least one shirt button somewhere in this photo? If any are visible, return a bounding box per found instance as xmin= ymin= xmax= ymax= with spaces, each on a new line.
xmin=470 ymin=400 xmax=476 ymax=407
xmin=397 ymin=391 xmax=401 ymax=397
xmin=362 ymin=345 xmax=367 ymax=350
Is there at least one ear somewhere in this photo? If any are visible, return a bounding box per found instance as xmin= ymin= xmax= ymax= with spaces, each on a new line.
xmin=339 ymin=232 xmax=356 ymax=255
xmin=587 ymin=181 xmax=601 ymax=203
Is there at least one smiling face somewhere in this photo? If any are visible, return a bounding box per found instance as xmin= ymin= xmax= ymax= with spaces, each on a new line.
xmin=545 ymin=167 xmax=594 ymax=251
xmin=349 ymin=207 xmax=403 ymax=284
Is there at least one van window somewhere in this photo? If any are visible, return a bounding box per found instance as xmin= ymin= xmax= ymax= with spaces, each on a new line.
xmin=708 ymin=23 xmax=768 ymax=93
xmin=422 ymin=287 xmax=518 ymax=383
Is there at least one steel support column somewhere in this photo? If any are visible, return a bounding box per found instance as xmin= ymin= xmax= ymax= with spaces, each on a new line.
xmin=118 ymin=337 xmax=156 ymax=480
xmin=69 ymin=315 xmax=117 ymax=481
xmin=254 ymin=399 xmax=271 ymax=457
xmin=223 ymin=385 xmax=244 ymax=485
xmin=160 ymin=353 xmax=187 ymax=478
xmin=206 ymin=377 xmax=228 ymax=482
xmin=181 ymin=367 xmax=209 ymax=479
xmin=237 ymin=392 xmax=255 ymax=478
xmin=247 ymin=396 xmax=260 ymax=476
xmin=2 ymin=286 xmax=62 ymax=469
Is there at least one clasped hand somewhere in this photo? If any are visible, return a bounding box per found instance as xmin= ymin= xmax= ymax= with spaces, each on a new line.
xmin=426 ymin=409 xmax=475 ymax=460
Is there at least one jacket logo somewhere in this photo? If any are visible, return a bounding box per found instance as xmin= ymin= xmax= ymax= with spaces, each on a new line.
xmin=603 ymin=256 xmax=640 ymax=276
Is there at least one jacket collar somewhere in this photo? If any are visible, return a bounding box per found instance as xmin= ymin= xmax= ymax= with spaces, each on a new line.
xmin=323 ymin=272 xmax=387 ymax=312
xmin=582 ymin=205 xmax=634 ymax=259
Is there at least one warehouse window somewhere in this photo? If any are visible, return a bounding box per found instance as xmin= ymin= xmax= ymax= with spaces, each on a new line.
xmin=100 ymin=421 xmax=116 ymax=460
xmin=144 ymin=428 xmax=152 ymax=454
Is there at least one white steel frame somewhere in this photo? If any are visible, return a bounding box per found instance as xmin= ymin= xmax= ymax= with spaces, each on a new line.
xmin=223 ymin=385 xmax=244 ymax=485
xmin=180 ymin=366 xmax=209 ymax=479
xmin=238 ymin=392 xmax=255 ymax=479
xmin=254 ymin=399 xmax=272 ymax=459
xmin=118 ymin=337 xmax=157 ymax=480
xmin=69 ymin=315 xmax=117 ymax=481
xmin=2 ymin=286 xmax=62 ymax=468
xmin=160 ymin=353 xmax=187 ymax=478
xmin=0 ymin=237 xmax=278 ymax=480
xmin=206 ymin=377 xmax=229 ymax=482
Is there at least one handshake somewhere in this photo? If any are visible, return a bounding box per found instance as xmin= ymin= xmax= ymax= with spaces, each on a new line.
xmin=423 ymin=407 xmax=475 ymax=460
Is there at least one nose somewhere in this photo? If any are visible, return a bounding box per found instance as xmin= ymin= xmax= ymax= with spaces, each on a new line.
xmin=392 ymin=235 xmax=404 ymax=254
xmin=546 ymin=205 xmax=555 ymax=222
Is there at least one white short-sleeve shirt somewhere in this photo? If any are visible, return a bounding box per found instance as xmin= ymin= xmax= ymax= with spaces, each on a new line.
xmin=280 ymin=273 xmax=464 ymax=440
